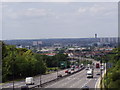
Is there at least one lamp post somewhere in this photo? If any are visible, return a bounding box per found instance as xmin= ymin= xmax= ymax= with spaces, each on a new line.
xmin=57 ymin=59 xmax=58 ymax=79
xmin=11 ymin=48 xmax=15 ymax=90
xmin=100 ymin=54 xmax=103 ymax=90
xmin=39 ymin=65 xmax=42 ymax=87
xmin=39 ymin=74 xmax=42 ymax=87
xmin=12 ymin=62 xmax=14 ymax=90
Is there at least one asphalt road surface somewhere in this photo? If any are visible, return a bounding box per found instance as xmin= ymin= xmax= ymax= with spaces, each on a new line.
xmin=44 ymin=68 xmax=102 ymax=88
xmin=1 ymin=59 xmax=102 ymax=89
xmin=1 ymin=69 xmax=68 ymax=88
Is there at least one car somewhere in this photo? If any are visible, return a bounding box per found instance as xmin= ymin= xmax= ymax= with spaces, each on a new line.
xmin=96 ymin=72 xmax=100 ymax=75
xmin=86 ymin=67 xmax=89 ymax=70
xmin=68 ymin=69 xmax=71 ymax=74
xmin=82 ymin=86 xmax=89 ymax=90
xmin=76 ymin=66 xmax=79 ymax=68
xmin=21 ymin=86 xmax=29 ymax=90
xmin=65 ymin=70 xmax=68 ymax=73
xmin=86 ymin=67 xmax=91 ymax=70
xmin=100 ymin=66 xmax=104 ymax=70
xmin=58 ymin=74 xmax=62 ymax=78
xmin=71 ymin=68 xmax=74 ymax=71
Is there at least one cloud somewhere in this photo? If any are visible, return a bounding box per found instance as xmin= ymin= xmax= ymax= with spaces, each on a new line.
xmin=22 ymin=8 xmax=56 ymax=18
xmin=89 ymin=4 xmax=106 ymax=14
xmin=76 ymin=3 xmax=117 ymax=17
xmin=4 ymin=7 xmax=55 ymax=19
xmin=2 ymin=2 xmax=117 ymax=40
xmin=23 ymin=8 xmax=49 ymax=16
xmin=78 ymin=8 xmax=87 ymax=13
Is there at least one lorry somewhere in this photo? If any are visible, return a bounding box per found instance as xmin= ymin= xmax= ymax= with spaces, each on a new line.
xmin=96 ymin=63 xmax=100 ymax=68
xmin=86 ymin=69 xmax=93 ymax=78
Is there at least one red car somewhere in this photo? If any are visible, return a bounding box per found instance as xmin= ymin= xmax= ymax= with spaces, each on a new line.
xmin=65 ymin=70 xmax=68 ymax=73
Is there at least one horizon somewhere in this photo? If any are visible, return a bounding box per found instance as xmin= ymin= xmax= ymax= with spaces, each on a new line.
xmin=2 ymin=36 xmax=118 ymax=41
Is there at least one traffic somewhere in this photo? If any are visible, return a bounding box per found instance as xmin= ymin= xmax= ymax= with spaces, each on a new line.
xmin=21 ymin=61 xmax=105 ymax=89
xmin=1 ymin=61 xmax=105 ymax=89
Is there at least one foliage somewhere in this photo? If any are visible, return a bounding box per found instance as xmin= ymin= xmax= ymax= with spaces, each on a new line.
xmin=42 ymin=53 xmax=70 ymax=68
xmin=2 ymin=42 xmax=47 ymax=82
xmin=2 ymin=41 xmax=70 ymax=82
xmin=103 ymin=48 xmax=120 ymax=89
xmin=79 ymin=60 xmax=92 ymax=65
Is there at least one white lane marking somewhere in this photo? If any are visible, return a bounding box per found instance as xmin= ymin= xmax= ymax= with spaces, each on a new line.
xmin=3 ymin=84 xmax=13 ymax=88
xmin=95 ymin=77 xmax=100 ymax=88
xmin=67 ymin=77 xmax=71 ymax=80
xmin=45 ymin=82 xmax=58 ymax=88
xmin=81 ymin=79 xmax=91 ymax=88
xmin=70 ymin=77 xmax=85 ymax=88
xmin=56 ymin=70 xmax=86 ymax=88
xmin=95 ymin=70 xmax=105 ymax=88
xmin=45 ymin=69 xmax=86 ymax=88
xmin=2 ymin=70 xmax=66 ymax=88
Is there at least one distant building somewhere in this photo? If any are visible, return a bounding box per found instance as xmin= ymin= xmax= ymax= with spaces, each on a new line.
xmin=100 ymin=37 xmax=118 ymax=43
xmin=16 ymin=45 xmax=23 ymax=48
xmin=33 ymin=41 xmax=43 ymax=46
xmin=38 ymin=41 xmax=43 ymax=45
xmin=33 ymin=41 xmax=38 ymax=46
xmin=41 ymin=53 xmax=56 ymax=56
xmin=95 ymin=34 xmax=97 ymax=38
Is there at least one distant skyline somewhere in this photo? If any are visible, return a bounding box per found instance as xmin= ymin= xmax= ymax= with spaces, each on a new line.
xmin=1 ymin=2 xmax=118 ymax=40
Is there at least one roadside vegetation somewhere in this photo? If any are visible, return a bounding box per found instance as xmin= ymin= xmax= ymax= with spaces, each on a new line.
xmin=102 ymin=48 xmax=120 ymax=88
xmin=79 ymin=60 xmax=92 ymax=65
xmin=2 ymin=42 xmax=70 ymax=82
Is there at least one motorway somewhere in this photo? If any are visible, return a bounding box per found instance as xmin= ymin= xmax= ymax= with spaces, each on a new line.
xmin=1 ymin=67 xmax=103 ymax=89
xmin=43 ymin=68 xmax=101 ymax=88
xmin=1 ymin=59 xmax=103 ymax=89
xmin=1 ymin=69 xmax=68 ymax=88
xmin=1 ymin=67 xmax=86 ymax=89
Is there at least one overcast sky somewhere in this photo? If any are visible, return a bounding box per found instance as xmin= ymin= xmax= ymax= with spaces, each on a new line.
xmin=1 ymin=2 xmax=118 ymax=40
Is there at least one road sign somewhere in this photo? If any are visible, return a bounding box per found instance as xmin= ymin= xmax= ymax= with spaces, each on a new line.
xmin=106 ymin=62 xmax=113 ymax=69
xmin=60 ymin=61 xmax=67 ymax=69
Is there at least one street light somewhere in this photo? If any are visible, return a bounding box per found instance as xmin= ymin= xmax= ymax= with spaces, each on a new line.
xmin=11 ymin=47 xmax=15 ymax=90
xmin=39 ymin=65 xmax=42 ymax=87
xmin=100 ymin=59 xmax=102 ymax=89
xmin=57 ymin=59 xmax=59 ymax=79
xmin=39 ymin=73 xmax=42 ymax=87
xmin=12 ymin=61 xmax=15 ymax=90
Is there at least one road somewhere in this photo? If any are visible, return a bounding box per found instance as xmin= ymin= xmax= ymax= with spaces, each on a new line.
xmin=1 ymin=66 xmax=86 ymax=89
xmin=1 ymin=69 xmax=68 ymax=88
xmin=1 ymin=59 xmax=103 ymax=89
xmin=43 ymin=68 xmax=102 ymax=88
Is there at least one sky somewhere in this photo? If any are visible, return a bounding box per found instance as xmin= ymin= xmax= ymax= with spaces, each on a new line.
xmin=1 ymin=1 xmax=118 ymax=40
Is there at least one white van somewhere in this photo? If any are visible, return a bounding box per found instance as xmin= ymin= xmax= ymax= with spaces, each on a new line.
xmin=25 ymin=77 xmax=34 ymax=85
xmin=87 ymin=69 xmax=93 ymax=78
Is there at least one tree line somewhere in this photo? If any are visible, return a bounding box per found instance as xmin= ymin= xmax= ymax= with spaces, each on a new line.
xmin=102 ymin=48 xmax=120 ymax=88
xmin=2 ymin=42 xmax=70 ymax=82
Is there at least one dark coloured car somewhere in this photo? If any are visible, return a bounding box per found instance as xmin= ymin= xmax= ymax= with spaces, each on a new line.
xmin=58 ymin=74 xmax=62 ymax=78
xmin=82 ymin=86 xmax=89 ymax=90
xmin=71 ymin=68 xmax=74 ymax=71
xmin=21 ymin=85 xmax=29 ymax=90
